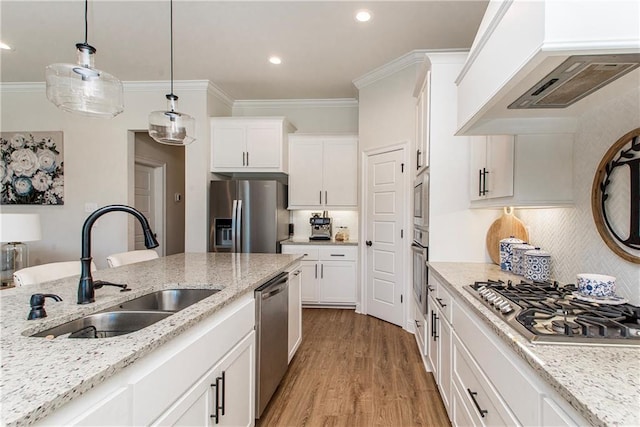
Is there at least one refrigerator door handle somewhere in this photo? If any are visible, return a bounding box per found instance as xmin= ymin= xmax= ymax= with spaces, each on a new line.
xmin=235 ymin=199 xmax=243 ymax=253
xmin=231 ymin=200 xmax=238 ymax=253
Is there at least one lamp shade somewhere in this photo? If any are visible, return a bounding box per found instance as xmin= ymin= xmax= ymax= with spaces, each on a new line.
xmin=45 ymin=43 xmax=124 ymax=118
xmin=0 ymin=214 xmax=42 ymax=242
xmin=148 ymin=95 xmax=196 ymax=146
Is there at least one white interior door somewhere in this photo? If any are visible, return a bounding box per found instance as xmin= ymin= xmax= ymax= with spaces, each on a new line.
xmin=135 ymin=162 xmax=165 ymax=256
xmin=364 ymin=147 xmax=406 ymax=326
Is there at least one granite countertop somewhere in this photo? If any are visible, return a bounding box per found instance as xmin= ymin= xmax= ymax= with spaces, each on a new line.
xmin=428 ymin=262 xmax=640 ymax=427
xmin=0 ymin=252 xmax=301 ymax=427
xmin=281 ymin=238 xmax=358 ymax=246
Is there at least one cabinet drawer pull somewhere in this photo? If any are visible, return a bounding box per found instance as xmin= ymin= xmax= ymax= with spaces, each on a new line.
xmin=433 ymin=314 xmax=439 ymax=341
xmin=321 ymin=264 xmax=324 ymax=279
xmin=246 ymin=152 xmax=249 ymax=167
xmin=436 ymin=297 xmax=447 ymax=308
xmin=482 ymin=168 xmax=489 ymax=195
xmin=315 ymin=264 xmax=318 ymax=279
xmin=293 ymin=270 xmax=301 ymax=276
xmin=478 ymin=169 xmax=482 ymax=197
xmin=415 ymin=319 xmax=421 ymax=328
xmin=319 ymin=191 xmax=322 ymax=204
xmin=325 ymin=190 xmax=328 ymax=204
xmin=467 ymin=388 xmax=488 ymax=418
xmin=242 ymin=152 xmax=246 ymax=167
xmin=330 ymin=254 xmax=345 ymax=257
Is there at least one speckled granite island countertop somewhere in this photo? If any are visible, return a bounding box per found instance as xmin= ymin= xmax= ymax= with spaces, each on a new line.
xmin=281 ymin=238 xmax=358 ymax=246
xmin=428 ymin=262 xmax=640 ymax=427
xmin=0 ymin=252 xmax=301 ymax=426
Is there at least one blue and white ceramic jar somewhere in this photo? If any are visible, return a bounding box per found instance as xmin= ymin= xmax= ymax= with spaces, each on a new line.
xmin=524 ymin=248 xmax=551 ymax=282
xmin=511 ymin=243 xmax=535 ymax=276
xmin=499 ymin=236 xmax=525 ymax=271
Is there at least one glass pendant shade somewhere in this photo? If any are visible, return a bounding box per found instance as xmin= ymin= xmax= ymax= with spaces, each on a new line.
xmin=148 ymin=95 xmax=196 ymax=146
xmin=45 ymin=43 xmax=124 ymax=118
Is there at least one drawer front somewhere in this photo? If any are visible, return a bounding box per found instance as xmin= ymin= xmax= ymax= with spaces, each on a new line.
xmin=318 ymin=246 xmax=357 ymax=261
xmin=436 ymin=284 xmax=453 ymax=323
xmin=454 ymin=303 xmax=539 ymax=425
xmin=427 ymin=270 xmax=439 ymax=298
xmin=282 ymin=245 xmax=319 ymax=260
xmin=413 ymin=303 xmax=427 ymax=356
xmin=452 ymin=333 xmax=519 ymax=427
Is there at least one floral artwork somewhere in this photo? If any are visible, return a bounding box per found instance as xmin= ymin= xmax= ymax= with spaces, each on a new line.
xmin=1 ymin=131 xmax=64 ymax=205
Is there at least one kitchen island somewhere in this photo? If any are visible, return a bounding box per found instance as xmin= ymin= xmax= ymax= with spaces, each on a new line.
xmin=428 ymin=262 xmax=640 ymax=427
xmin=0 ymin=252 xmax=301 ymax=426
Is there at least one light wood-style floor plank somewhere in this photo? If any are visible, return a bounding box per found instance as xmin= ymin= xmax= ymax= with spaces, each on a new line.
xmin=257 ymin=308 xmax=451 ymax=427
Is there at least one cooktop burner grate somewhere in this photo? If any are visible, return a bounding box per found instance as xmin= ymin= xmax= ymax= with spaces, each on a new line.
xmin=465 ymin=279 xmax=640 ymax=346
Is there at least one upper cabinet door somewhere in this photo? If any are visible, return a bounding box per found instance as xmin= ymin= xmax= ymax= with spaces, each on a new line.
xmin=211 ymin=124 xmax=246 ymax=169
xmin=469 ymin=135 xmax=514 ymax=202
xmin=322 ymin=138 xmax=357 ymax=207
xmin=289 ymin=138 xmax=324 ymax=207
xmin=245 ymin=123 xmax=282 ymax=169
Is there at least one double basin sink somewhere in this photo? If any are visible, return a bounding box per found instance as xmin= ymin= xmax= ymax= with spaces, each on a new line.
xmin=32 ymin=289 xmax=219 ymax=339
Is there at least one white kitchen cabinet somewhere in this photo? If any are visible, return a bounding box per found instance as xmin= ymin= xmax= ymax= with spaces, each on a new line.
xmin=413 ymin=301 xmax=427 ymax=357
xmin=469 ymin=135 xmax=514 ymax=202
xmin=426 ymin=275 xmax=452 ymax=417
xmin=470 ymin=133 xmax=574 ymax=208
xmin=287 ymin=263 xmax=302 ymax=363
xmin=37 ymin=294 xmax=256 ymax=427
xmin=154 ymin=331 xmax=255 ymax=427
xmin=423 ymin=270 xmax=589 ymax=427
xmin=414 ymin=65 xmax=431 ymax=174
xmin=210 ymin=117 xmax=295 ymax=173
xmin=288 ymin=135 xmax=358 ymax=209
xmin=282 ymin=245 xmax=357 ymax=306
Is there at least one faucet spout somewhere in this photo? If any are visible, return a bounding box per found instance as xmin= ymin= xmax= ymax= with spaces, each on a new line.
xmin=78 ymin=205 xmax=159 ymax=304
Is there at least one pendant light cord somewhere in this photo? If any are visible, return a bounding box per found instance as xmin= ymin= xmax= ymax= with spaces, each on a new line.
xmin=84 ymin=0 xmax=88 ymax=45
xmin=169 ymin=0 xmax=174 ymax=97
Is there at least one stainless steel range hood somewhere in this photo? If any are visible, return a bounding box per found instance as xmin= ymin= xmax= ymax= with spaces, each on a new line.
xmin=509 ymin=54 xmax=640 ymax=110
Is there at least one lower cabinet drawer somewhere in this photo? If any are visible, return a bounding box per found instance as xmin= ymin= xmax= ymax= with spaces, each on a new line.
xmin=452 ymin=333 xmax=519 ymax=427
xmin=318 ymin=246 xmax=357 ymax=261
xmin=282 ymin=245 xmax=319 ymax=261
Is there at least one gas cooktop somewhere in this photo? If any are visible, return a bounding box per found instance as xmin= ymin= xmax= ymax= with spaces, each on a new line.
xmin=464 ymin=279 xmax=640 ymax=346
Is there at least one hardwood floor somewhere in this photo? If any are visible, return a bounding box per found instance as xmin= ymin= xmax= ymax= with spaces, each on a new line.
xmin=257 ymin=309 xmax=451 ymax=427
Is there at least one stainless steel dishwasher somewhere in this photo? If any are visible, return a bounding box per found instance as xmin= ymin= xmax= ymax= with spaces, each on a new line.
xmin=255 ymin=271 xmax=289 ymax=418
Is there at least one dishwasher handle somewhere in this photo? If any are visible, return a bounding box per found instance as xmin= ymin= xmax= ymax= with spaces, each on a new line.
xmin=256 ymin=272 xmax=288 ymax=300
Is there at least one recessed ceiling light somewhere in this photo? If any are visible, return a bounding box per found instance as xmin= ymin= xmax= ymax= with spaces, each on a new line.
xmin=0 ymin=41 xmax=13 ymax=50
xmin=355 ymin=10 xmax=372 ymax=23
xmin=269 ymin=56 xmax=282 ymax=65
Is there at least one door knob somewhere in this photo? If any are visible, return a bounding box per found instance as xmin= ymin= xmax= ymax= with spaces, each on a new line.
xmin=365 ymin=240 xmax=372 ymax=246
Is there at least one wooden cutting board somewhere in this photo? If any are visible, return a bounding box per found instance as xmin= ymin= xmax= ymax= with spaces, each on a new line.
xmin=486 ymin=207 xmax=529 ymax=264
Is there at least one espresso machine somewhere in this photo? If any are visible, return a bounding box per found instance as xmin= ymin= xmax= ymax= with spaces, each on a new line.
xmin=309 ymin=212 xmax=332 ymax=240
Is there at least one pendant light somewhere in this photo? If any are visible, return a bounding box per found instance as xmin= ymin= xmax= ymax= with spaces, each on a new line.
xmin=148 ymin=0 xmax=196 ymax=146
xmin=45 ymin=0 xmax=123 ymax=118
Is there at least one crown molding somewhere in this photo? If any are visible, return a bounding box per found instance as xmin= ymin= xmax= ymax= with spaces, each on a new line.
xmin=207 ymin=82 xmax=235 ymax=109
xmin=233 ymin=98 xmax=358 ymax=110
xmin=123 ymin=80 xmax=211 ymax=92
xmin=0 ymin=82 xmax=45 ymax=93
xmin=352 ymin=49 xmax=464 ymax=90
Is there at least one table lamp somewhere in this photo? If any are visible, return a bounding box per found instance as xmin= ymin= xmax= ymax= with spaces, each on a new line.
xmin=0 ymin=213 xmax=42 ymax=285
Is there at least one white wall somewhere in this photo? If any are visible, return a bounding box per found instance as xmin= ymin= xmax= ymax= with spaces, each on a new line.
xmin=1 ymin=81 xmax=211 ymax=269
xmin=518 ymin=88 xmax=640 ymax=304
xmin=232 ymin=99 xmax=358 ymax=133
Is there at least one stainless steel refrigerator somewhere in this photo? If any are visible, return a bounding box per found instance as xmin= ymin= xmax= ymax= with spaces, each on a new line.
xmin=209 ymin=180 xmax=288 ymax=253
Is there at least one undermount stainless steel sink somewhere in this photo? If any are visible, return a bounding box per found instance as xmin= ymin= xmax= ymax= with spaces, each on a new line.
xmin=31 ymin=311 xmax=173 ymax=338
xmin=109 ymin=289 xmax=219 ymax=312
xmin=31 ymin=289 xmax=219 ymax=338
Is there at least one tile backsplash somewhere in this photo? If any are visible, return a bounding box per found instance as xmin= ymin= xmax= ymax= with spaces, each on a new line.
xmin=517 ymin=88 xmax=640 ymax=305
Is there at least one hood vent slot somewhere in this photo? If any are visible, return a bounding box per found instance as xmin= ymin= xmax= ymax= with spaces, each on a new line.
xmin=509 ymin=54 xmax=640 ymax=109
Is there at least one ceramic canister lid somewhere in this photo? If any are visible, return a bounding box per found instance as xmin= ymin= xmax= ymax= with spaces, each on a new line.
xmin=512 ymin=243 xmax=535 ymax=251
xmin=500 ymin=236 xmax=525 ymax=244
xmin=524 ymin=247 xmax=551 ymax=257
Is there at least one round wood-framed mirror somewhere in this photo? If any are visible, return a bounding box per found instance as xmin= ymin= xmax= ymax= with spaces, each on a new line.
xmin=591 ymin=127 xmax=640 ymax=264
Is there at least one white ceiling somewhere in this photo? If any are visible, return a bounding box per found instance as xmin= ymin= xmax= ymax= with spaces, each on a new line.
xmin=0 ymin=1 xmax=488 ymax=100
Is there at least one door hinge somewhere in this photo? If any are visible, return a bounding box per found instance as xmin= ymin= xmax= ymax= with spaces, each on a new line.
xmin=401 ymin=163 xmax=405 ymax=173
xmin=401 ymin=294 xmax=403 ymax=303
